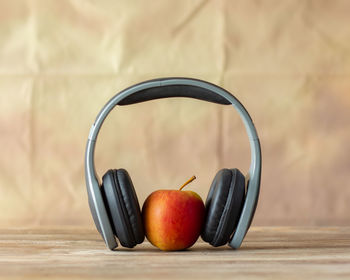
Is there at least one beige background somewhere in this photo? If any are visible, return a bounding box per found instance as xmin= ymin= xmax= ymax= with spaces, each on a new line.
xmin=0 ymin=0 xmax=349 ymax=228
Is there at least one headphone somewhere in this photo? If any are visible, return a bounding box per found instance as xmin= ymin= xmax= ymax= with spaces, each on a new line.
xmin=85 ymin=77 xmax=262 ymax=250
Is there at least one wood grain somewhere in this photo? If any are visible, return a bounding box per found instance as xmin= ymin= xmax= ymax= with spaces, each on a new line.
xmin=0 ymin=227 xmax=349 ymax=279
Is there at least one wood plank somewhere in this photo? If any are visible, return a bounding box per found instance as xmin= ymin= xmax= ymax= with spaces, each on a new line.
xmin=0 ymin=227 xmax=349 ymax=279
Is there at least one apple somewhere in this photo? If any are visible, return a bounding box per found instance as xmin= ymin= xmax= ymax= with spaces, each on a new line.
xmin=142 ymin=176 xmax=205 ymax=251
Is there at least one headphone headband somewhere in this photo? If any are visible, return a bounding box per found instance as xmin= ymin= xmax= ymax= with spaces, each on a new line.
xmin=85 ymin=78 xmax=261 ymax=250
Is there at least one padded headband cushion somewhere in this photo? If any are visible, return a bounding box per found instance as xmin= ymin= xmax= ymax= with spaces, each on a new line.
xmin=118 ymin=84 xmax=231 ymax=105
xmin=101 ymin=169 xmax=144 ymax=248
xmin=201 ymin=168 xmax=245 ymax=247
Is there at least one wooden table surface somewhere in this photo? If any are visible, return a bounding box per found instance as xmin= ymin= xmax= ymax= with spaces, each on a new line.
xmin=0 ymin=227 xmax=349 ymax=279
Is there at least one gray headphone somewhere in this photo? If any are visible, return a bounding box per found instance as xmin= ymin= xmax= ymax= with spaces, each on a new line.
xmin=85 ymin=77 xmax=262 ymax=250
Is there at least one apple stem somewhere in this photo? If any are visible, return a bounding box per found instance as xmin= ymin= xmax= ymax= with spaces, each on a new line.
xmin=179 ymin=175 xmax=196 ymax=191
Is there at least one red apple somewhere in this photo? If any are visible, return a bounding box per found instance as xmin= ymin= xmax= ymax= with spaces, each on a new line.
xmin=142 ymin=176 xmax=205 ymax=251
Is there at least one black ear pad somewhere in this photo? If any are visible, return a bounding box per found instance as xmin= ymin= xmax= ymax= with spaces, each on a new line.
xmin=101 ymin=169 xmax=144 ymax=248
xmin=201 ymin=168 xmax=245 ymax=247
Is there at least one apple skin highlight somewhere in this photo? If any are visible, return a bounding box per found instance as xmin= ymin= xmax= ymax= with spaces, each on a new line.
xmin=142 ymin=189 xmax=205 ymax=251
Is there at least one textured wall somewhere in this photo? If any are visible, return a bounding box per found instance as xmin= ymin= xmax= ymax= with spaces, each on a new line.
xmin=0 ymin=0 xmax=349 ymax=228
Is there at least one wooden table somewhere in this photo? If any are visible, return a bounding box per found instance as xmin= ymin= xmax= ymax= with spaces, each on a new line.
xmin=0 ymin=227 xmax=349 ymax=279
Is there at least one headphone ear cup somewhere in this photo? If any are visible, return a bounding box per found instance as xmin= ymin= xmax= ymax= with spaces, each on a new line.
xmin=101 ymin=169 xmax=144 ymax=248
xmin=201 ymin=168 xmax=245 ymax=247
